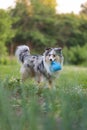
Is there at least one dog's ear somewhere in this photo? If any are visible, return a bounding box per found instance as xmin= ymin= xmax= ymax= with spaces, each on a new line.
xmin=54 ymin=47 xmax=62 ymax=52
xmin=54 ymin=47 xmax=62 ymax=55
xmin=45 ymin=48 xmax=51 ymax=51
xmin=44 ymin=48 xmax=52 ymax=56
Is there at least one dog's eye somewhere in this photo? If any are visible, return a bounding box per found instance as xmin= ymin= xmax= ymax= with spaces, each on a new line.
xmin=49 ymin=54 xmax=51 ymax=57
xmin=53 ymin=54 xmax=55 ymax=57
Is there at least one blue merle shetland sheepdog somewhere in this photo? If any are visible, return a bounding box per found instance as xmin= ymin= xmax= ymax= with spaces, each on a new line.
xmin=15 ymin=45 xmax=64 ymax=88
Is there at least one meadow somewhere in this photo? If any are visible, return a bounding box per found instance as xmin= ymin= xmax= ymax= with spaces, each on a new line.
xmin=0 ymin=0 xmax=87 ymax=129
xmin=0 ymin=61 xmax=87 ymax=130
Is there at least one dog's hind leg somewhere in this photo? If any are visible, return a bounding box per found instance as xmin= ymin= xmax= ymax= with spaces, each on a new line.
xmin=48 ymin=80 xmax=52 ymax=89
xmin=21 ymin=72 xmax=29 ymax=81
xmin=20 ymin=67 xmax=29 ymax=81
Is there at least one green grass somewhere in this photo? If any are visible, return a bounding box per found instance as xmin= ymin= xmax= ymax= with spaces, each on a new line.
xmin=0 ymin=64 xmax=87 ymax=130
xmin=0 ymin=64 xmax=20 ymax=79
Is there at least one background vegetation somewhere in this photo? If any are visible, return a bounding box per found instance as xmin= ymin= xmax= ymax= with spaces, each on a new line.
xmin=0 ymin=0 xmax=87 ymax=129
xmin=0 ymin=0 xmax=87 ymax=65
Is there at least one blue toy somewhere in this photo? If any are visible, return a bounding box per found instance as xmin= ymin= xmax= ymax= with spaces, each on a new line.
xmin=50 ymin=61 xmax=62 ymax=72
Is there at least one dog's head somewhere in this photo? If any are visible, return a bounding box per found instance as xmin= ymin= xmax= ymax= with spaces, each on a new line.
xmin=44 ymin=47 xmax=62 ymax=64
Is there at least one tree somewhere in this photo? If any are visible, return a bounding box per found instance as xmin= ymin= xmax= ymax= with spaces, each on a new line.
xmin=54 ymin=14 xmax=82 ymax=47
xmin=9 ymin=0 xmax=57 ymax=52
xmin=80 ymin=2 xmax=87 ymax=15
xmin=0 ymin=9 xmax=14 ymax=56
xmin=9 ymin=0 xmax=87 ymax=54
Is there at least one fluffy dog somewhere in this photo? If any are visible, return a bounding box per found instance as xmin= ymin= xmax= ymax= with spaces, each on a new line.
xmin=15 ymin=45 xmax=63 ymax=88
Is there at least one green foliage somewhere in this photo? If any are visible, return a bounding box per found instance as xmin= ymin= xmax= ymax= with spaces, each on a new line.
xmin=63 ymin=45 xmax=87 ymax=65
xmin=0 ymin=42 xmax=7 ymax=56
xmin=0 ymin=56 xmax=9 ymax=65
xmin=10 ymin=0 xmax=57 ymax=50
xmin=0 ymin=66 xmax=87 ymax=130
xmin=1 ymin=1 xmax=87 ymax=65
xmin=9 ymin=2 xmax=87 ymax=55
xmin=0 ymin=57 xmax=18 ymax=65
xmin=55 ymin=14 xmax=87 ymax=48
xmin=0 ymin=9 xmax=14 ymax=56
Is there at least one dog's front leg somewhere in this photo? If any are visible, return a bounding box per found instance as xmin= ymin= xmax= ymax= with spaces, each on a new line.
xmin=36 ymin=74 xmax=45 ymax=88
xmin=48 ymin=80 xmax=52 ymax=89
xmin=35 ymin=73 xmax=41 ymax=83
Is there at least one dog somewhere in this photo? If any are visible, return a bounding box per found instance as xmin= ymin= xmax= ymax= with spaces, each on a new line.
xmin=15 ymin=45 xmax=63 ymax=88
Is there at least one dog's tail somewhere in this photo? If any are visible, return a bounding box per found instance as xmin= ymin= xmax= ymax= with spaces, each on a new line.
xmin=15 ymin=45 xmax=30 ymax=63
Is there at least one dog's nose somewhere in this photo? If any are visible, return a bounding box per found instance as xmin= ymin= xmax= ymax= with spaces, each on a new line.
xmin=50 ymin=59 xmax=52 ymax=61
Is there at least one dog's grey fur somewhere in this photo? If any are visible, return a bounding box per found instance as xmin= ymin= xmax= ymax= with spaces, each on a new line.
xmin=15 ymin=45 xmax=63 ymax=88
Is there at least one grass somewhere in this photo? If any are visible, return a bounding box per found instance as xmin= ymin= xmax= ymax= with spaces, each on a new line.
xmin=0 ymin=63 xmax=87 ymax=130
xmin=0 ymin=64 xmax=20 ymax=79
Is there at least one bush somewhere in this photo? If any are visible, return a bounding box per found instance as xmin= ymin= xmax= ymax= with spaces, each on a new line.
xmin=0 ymin=56 xmax=9 ymax=65
xmin=0 ymin=56 xmax=17 ymax=65
xmin=63 ymin=45 xmax=87 ymax=66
